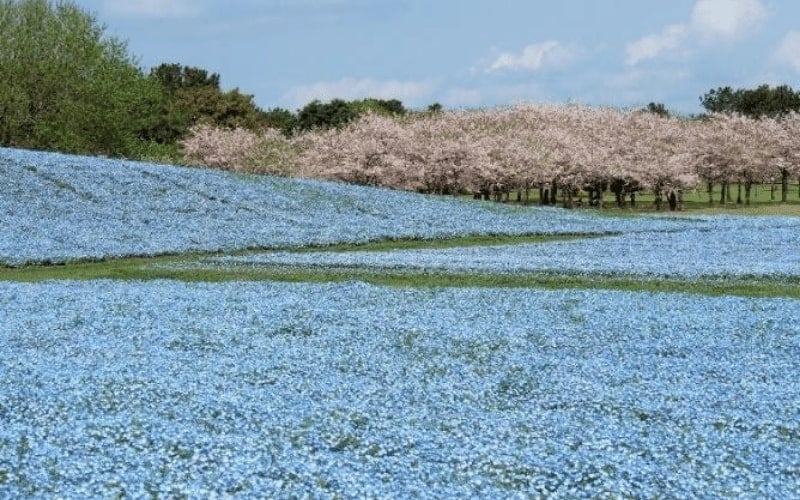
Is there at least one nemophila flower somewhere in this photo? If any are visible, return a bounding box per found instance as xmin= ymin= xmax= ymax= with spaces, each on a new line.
xmin=218 ymin=215 xmax=800 ymax=278
xmin=0 ymin=280 xmax=798 ymax=497
xmin=2 ymin=147 xmax=695 ymax=266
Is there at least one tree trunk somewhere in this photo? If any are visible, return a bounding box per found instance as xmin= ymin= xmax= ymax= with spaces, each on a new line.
xmin=781 ymin=169 xmax=789 ymax=203
xmin=668 ymin=190 xmax=677 ymax=211
xmin=719 ymin=181 xmax=727 ymax=206
xmin=550 ymin=180 xmax=558 ymax=205
xmin=630 ymin=192 xmax=636 ymax=208
xmin=563 ymin=188 xmax=573 ymax=209
xmin=707 ymin=182 xmax=714 ymax=206
xmin=539 ymin=186 xmax=548 ymax=205
xmin=736 ymin=182 xmax=742 ymax=205
xmin=614 ymin=188 xmax=625 ymax=208
xmin=744 ymin=181 xmax=752 ymax=206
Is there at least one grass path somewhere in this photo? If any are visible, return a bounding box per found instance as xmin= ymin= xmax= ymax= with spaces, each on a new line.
xmin=0 ymin=233 xmax=593 ymax=281
xmin=2 ymin=232 xmax=798 ymax=298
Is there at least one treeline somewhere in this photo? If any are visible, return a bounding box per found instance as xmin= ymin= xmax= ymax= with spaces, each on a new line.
xmin=3 ymin=0 xmax=800 ymax=203
xmin=183 ymin=104 xmax=800 ymax=212
xmin=0 ymin=0 xmax=438 ymax=160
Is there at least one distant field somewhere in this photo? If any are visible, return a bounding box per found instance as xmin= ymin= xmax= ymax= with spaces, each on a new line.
xmin=1 ymin=147 xmax=799 ymax=497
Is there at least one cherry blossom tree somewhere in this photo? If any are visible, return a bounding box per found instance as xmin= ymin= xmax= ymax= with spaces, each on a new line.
xmin=181 ymin=124 xmax=297 ymax=175
xmin=181 ymin=103 xmax=797 ymax=210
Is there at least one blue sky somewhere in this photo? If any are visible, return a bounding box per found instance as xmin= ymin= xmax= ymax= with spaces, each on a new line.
xmin=76 ymin=0 xmax=800 ymax=114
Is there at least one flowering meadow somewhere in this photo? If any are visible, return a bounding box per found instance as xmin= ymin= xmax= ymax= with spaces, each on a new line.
xmin=2 ymin=147 xmax=800 ymax=497
xmin=216 ymin=215 xmax=800 ymax=279
xmin=1 ymin=281 xmax=799 ymax=497
xmin=1 ymin=147 xmax=692 ymax=267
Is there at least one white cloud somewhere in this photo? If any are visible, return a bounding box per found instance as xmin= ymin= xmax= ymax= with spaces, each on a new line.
xmin=690 ymin=0 xmax=766 ymax=40
xmin=626 ymin=24 xmax=688 ymax=66
xmin=626 ymin=0 xmax=767 ymax=65
xmin=774 ymin=31 xmax=800 ymax=73
xmin=484 ymin=41 xmax=575 ymax=73
xmin=102 ymin=0 xmax=200 ymax=19
xmin=282 ymin=78 xmax=436 ymax=108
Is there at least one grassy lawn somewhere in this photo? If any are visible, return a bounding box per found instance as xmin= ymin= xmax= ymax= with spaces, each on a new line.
xmin=487 ymin=182 xmax=800 ymax=216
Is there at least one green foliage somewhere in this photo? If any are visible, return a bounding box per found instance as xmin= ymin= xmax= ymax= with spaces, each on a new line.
xmin=296 ymin=98 xmax=407 ymax=132
xmin=644 ymin=102 xmax=670 ymax=117
xmin=146 ymin=62 xmax=268 ymax=142
xmin=700 ymin=84 xmax=800 ymax=118
xmin=125 ymin=140 xmax=185 ymax=165
xmin=350 ymin=98 xmax=406 ymax=116
xmin=261 ymin=107 xmax=298 ymax=137
xmin=0 ymin=0 xmax=164 ymax=156
xmin=297 ymin=99 xmax=358 ymax=131
xmin=427 ymin=102 xmax=444 ymax=113
xmin=150 ymin=63 xmax=221 ymax=93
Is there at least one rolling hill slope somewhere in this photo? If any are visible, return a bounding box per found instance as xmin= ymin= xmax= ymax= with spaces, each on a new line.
xmin=0 ymin=147 xmax=710 ymax=267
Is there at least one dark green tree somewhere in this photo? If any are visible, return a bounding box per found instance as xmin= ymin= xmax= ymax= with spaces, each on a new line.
xmin=644 ymin=102 xmax=670 ymax=117
xmin=700 ymin=84 xmax=800 ymax=118
xmin=351 ymin=98 xmax=406 ymax=116
xmin=146 ymin=63 xmax=269 ymax=141
xmin=151 ymin=63 xmax=221 ymax=92
xmin=261 ymin=107 xmax=298 ymax=137
xmin=297 ymin=99 xmax=358 ymax=131
xmin=295 ymin=98 xmax=408 ymax=132
xmin=0 ymin=0 xmax=163 ymax=156
xmin=427 ymin=102 xmax=444 ymax=113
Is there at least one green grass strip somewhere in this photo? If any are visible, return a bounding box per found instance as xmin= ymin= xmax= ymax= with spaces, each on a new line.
xmin=2 ymin=260 xmax=799 ymax=299
xmin=292 ymin=232 xmax=602 ymax=252
xmin=0 ymin=232 xmax=600 ymax=280
xmin=2 ymin=232 xmax=798 ymax=298
xmin=212 ymin=269 xmax=800 ymax=298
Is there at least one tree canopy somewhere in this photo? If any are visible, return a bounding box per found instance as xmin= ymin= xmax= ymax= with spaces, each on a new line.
xmin=0 ymin=0 xmax=164 ymax=156
xmin=296 ymin=98 xmax=408 ymax=132
xmin=700 ymin=84 xmax=800 ymax=118
xmin=144 ymin=62 xmax=269 ymax=144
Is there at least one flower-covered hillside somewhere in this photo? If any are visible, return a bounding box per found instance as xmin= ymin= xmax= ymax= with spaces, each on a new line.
xmin=1 ymin=147 xmax=691 ymax=266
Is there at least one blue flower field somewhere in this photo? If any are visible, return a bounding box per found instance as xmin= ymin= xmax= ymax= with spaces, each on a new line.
xmin=1 ymin=148 xmax=799 ymax=497
xmin=1 ymin=147 xmax=684 ymax=267
xmin=215 ymin=215 xmax=800 ymax=279
xmin=1 ymin=281 xmax=799 ymax=497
